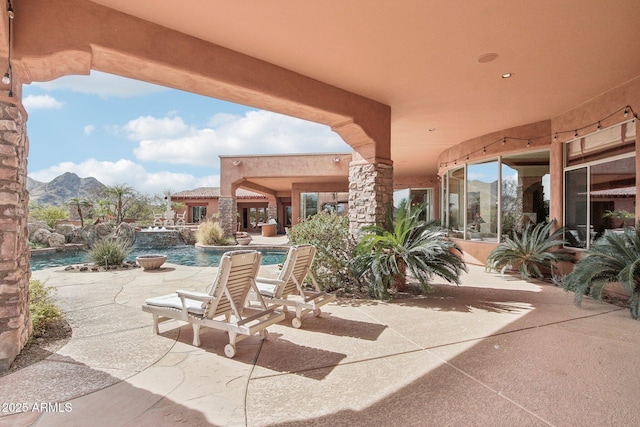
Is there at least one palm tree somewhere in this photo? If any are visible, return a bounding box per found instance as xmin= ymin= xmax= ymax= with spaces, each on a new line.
xmin=352 ymin=198 xmax=466 ymax=300
xmin=562 ymin=226 xmax=640 ymax=319
xmin=485 ymin=220 xmax=572 ymax=281
xmin=104 ymin=183 xmax=135 ymax=224
xmin=68 ymin=197 xmax=93 ymax=227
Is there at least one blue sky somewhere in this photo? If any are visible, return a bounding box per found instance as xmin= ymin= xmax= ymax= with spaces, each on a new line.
xmin=23 ymin=71 xmax=350 ymax=196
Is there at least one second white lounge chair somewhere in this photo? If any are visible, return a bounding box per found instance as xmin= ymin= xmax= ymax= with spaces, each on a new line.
xmin=142 ymin=250 xmax=284 ymax=357
xmin=255 ymin=244 xmax=336 ymax=329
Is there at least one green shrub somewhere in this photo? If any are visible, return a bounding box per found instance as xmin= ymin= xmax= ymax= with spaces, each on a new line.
xmin=29 ymin=280 xmax=63 ymax=338
xmin=486 ymin=220 xmax=572 ymax=281
xmin=29 ymin=205 xmax=69 ymax=228
xmin=562 ymin=225 xmax=640 ymax=319
xmin=287 ymin=211 xmax=357 ymax=292
xmin=89 ymin=238 xmax=132 ymax=266
xmin=196 ymin=220 xmax=235 ymax=245
xmin=352 ymin=198 xmax=465 ymax=299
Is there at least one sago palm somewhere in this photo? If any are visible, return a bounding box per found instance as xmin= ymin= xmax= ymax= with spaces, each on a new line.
xmin=486 ymin=220 xmax=572 ymax=280
xmin=352 ymin=198 xmax=466 ymax=300
xmin=562 ymin=226 xmax=640 ymax=320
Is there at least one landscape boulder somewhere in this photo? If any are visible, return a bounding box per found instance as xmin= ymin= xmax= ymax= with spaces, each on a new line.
xmin=55 ymin=223 xmax=76 ymax=237
xmin=28 ymin=220 xmax=52 ymax=239
xmin=112 ymin=222 xmax=136 ymax=247
xmin=47 ymin=233 xmax=67 ymax=248
xmin=30 ymin=228 xmax=51 ymax=245
xmin=180 ymin=228 xmax=196 ymax=245
xmin=84 ymin=223 xmax=113 ymax=247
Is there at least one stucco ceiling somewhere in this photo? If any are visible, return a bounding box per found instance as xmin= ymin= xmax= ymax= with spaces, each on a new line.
xmin=88 ymin=0 xmax=640 ymax=181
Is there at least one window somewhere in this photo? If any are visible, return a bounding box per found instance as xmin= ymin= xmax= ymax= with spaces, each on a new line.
xmin=301 ymin=192 xmax=349 ymax=218
xmin=467 ymin=161 xmax=498 ymax=241
xmin=191 ymin=206 xmax=207 ymax=223
xmin=446 ymin=167 xmax=465 ymax=238
xmin=502 ymin=151 xmax=550 ymax=238
xmin=394 ymin=188 xmax=433 ymax=221
xmin=564 ymin=121 xmax=636 ymax=249
xmin=442 ymin=151 xmax=550 ymax=242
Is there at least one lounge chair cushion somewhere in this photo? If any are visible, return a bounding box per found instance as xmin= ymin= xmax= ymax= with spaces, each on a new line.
xmin=144 ymin=292 xmax=207 ymax=316
xmin=256 ymin=282 xmax=277 ymax=298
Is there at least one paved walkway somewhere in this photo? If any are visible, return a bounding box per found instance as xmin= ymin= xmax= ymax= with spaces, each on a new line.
xmin=1 ymin=251 xmax=639 ymax=426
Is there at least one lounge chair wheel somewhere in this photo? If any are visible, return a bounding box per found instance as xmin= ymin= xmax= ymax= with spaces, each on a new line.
xmin=261 ymin=329 xmax=269 ymax=340
xmin=224 ymin=344 xmax=236 ymax=358
xmin=292 ymin=317 xmax=302 ymax=329
xmin=313 ymin=308 xmax=321 ymax=316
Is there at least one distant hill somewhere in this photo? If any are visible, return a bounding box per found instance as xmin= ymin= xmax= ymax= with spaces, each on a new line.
xmin=27 ymin=172 xmax=107 ymax=206
xmin=26 ymin=176 xmax=44 ymax=192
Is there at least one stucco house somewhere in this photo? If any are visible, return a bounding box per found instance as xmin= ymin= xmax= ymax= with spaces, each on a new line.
xmin=1 ymin=0 xmax=639 ymax=369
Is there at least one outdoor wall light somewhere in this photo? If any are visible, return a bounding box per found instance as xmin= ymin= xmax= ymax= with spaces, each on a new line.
xmin=232 ymin=160 xmax=242 ymax=166
xmin=1 ymin=71 xmax=9 ymax=85
xmin=333 ymin=157 xmax=340 ymax=163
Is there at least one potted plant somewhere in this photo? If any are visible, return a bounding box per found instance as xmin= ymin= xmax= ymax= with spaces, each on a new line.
xmin=485 ymin=220 xmax=573 ymax=281
xmin=562 ymin=225 xmax=640 ymax=319
xmin=235 ymin=231 xmax=252 ymax=245
xmin=352 ymin=198 xmax=466 ymax=300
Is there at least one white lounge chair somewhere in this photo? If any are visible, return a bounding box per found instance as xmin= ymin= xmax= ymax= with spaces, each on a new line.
xmin=175 ymin=211 xmax=186 ymax=227
xmin=255 ymin=244 xmax=336 ymax=329
xmin=152 ymin=212 xmax=164 ymax=226
xmin=141 ymin=250 xmax=284 ymax=357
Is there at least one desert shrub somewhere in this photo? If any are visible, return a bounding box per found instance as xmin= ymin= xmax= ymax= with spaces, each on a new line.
xmin=352 ymin=198 xmax=465 ymax=300
xmin=89 ymin=238 xmax=131 ymax=266
xmin=486 ymin=220 xmax=572 ymax=281
xmin=29 ymin=280 xmax=63 ymax=338
xmin=562 ymin=225 xmax=640 ymax=319
xmin=287 ymin=211 xmax=357 ymax=292
xmin=196 ymin=220 xmax=235 ymax=245
xmin=29 ymin=205 xmax=69 ymax=228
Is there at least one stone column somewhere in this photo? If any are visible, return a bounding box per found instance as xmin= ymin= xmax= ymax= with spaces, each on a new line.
xmin=0 ymin=103 xmax=30 ymax=372
xmin=219 ymin=196 xmax=237 ymax=236
xmin=348 ymin=161 xmax=393 ymax=235
xmin=267 ymin=197 xmax=277 ymax=222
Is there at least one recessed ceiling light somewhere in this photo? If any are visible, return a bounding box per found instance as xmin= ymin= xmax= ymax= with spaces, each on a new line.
xmin=477 ymin=53 xmax=499 ymax=63
xmin=502 ymin=72 xmax=514 ymax=79
xmin=428 ymin=128 xmax=436 ymax=132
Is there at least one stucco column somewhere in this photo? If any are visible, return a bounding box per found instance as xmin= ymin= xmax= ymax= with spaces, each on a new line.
xmin=0 ymin=102 xmax=30 ymax=372
xmin=348 ymin=160 xmax=393 ymax=235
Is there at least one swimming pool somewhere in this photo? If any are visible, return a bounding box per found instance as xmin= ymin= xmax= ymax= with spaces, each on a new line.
xmin=30 ymin=246 xmax=288 ymax=271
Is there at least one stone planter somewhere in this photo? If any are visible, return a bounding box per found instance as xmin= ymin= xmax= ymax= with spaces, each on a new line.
xmin=136 ymin=255 xmax=167 ymax=270
xmin=236 ymin=237 xmax=252 ymax=245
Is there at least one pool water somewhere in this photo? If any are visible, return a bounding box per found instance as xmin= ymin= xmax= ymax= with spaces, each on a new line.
xmin=30 ymin=246 xmax=287 ymax=271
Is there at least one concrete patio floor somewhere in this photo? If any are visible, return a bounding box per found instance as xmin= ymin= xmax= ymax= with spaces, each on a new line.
xmin=1 ymin=257 xmax=639 ymax=426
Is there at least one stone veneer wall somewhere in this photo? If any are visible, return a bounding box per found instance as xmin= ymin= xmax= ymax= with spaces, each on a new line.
xmin=0 ymin=103 xmax=31 ymax=371
xmin=267 ymin=200 xmax=277 ymax=223
xmin=219 ymin=196 xmax=237 ymax=237
xmin=348 ymin=162 xmax=393 ymax=234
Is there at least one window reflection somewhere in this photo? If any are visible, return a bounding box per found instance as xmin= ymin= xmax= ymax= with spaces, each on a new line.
xmin=564 ymin=121 xmax=636 ymax=249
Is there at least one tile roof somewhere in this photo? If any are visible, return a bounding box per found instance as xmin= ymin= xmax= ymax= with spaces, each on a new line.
xmin=171 ymin=187 xmax=266 ymax=199
xmin=590 ymin=186 xmax=636 ymax=198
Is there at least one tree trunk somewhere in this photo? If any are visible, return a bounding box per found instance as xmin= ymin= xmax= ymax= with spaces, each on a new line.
xmin=393 ymin=259 xmax=407 ymax=292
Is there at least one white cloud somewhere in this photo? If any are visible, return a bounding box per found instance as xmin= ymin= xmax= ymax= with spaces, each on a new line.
xmin=29 ymin=159 xmax=216 ymax=195
xmin=123 ymin=115 xmax=191 ymax=140
xmin=31 ymin=70 xmax=166 ymax=98
xmin=84 ymin=125 xmax=95 ymax=136
xmin=125 ymin=110 xmax=349 ymax=166
xmin=23 ymin=95 xmax=63 ymax=111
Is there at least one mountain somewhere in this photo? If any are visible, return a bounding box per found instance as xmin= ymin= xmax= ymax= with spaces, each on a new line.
xmin=27 ymin=172 xmax=107 ymax=206
xmin=26 ymin=176 xmax=44 ymax=192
